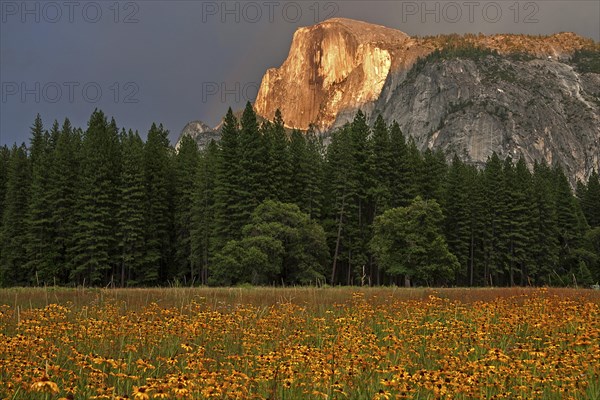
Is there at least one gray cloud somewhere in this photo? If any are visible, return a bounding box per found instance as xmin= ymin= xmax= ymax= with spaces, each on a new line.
xmin=1 ymin=0 xmax=598 ymax=145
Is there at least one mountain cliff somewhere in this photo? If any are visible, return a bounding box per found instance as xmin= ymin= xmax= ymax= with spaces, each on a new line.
xmin=254 ymin=18 xmax=428 ymax=131
xmin=254 ymin=18 xmax=600 ymax=182
xmin=175 ymin=121 xmax=219 ymax=151
xmin=176 ymin=112 xmax=271 ymax=151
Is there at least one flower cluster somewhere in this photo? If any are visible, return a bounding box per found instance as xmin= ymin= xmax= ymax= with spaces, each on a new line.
xmin=0 ymin=289 xmax=598 ymax=399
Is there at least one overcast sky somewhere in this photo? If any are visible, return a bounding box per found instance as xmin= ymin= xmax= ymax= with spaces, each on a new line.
xmin=1 ymin=0 xmax=599 ymax=145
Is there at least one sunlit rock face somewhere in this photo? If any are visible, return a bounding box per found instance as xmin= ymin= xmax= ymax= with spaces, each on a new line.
xmin=254 ymin=18 xmax=599 ymax=183
xmin=255 ymin=18 xmax=428 ymax=131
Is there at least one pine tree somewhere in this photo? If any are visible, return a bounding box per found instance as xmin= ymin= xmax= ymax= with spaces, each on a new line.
xmin=288 ymin=130 xmax=308 ymax=208
xmin=28 ymin=114 xmax=45 ymax=166
xmin=502 ymin=157 xmax=535 ymax=286
xmin=481 ymin=152 xmax=505 ymax=286
xmin=444 ymin=155 xmax=471 ymax=284
xmin=324 ymin=111 xmax=372 ymax=285
xmin=174 ymin=135 xmax=199 ymax=282
xmin=289 ymin=130 xmax=324 ymax=219
xmin=576 ymin=180 xmax=587 ymax=202
xmin=0 ymin=144 xmax=31 ymax=286
xmin=117 ymin=130 xmax=147 ymax=286
xmin=191 ymin=140 xmax=219 ymax=285
xmin=346 ymin=111 xmax=372 ymax=284
xmin=49 ymin=120 xmax=81 ymax=283
xmin=25 ymin=116 xmax=58 ymax=284
xmin=420 ymin=148 xmax=447 ymax=203
xmin=71 ymin=110 xmax=121 ymax=285
xmin=388 ymin=122 xmax=414 ymax=208
xmin=368 ymin=115 xmax=393 ymax=215
xmin=323 ymin=124 xmax=354 ymax=284
xmin=107 ymin=118 xmax=123 ymax=276
xmin=0 ymin=145 xmax=9 ymax=226
xmin=465 ymin=166 xmax=487 ymax=286
xmin=5 ymin=107 xmax=597 ymax=288
xmin=581 ymin=171 xmax=600 ymax=228
xmin=303 ymin=132 xmax=325 ymax=220
xmin=553 ymin=166 xmax=585 ymax=259
xmin=550 ymin=165 xmax=589 ymax=283
xmin=530 ymin=161 xmax=559 ymax=283
xmin=143 ymin=123 xmax=174 ymax=284
xmin=263 ymin=109 xmax=292 ymax=202
xmin=238 ymin=102 xmax=269 ymax=220
xmin=405 ymin=136 xmax=423 ymax=204
xmin=214 ymin=108 xmax=243 ymax=248
xmin=48 ymin=120 xmax=61 ymax=150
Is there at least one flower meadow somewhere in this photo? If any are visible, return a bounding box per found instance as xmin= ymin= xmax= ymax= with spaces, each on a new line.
xmin=0 ymin=287 xmax=599 ymax=399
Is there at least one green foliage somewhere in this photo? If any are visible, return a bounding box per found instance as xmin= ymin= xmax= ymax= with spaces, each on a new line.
xmin=570 ymin=48 xmax=600 ymax=74
xmin=443 ymin=156 xmax=472 ymax=283
xmin=25 ymin=117 xmax=58 ymax=284
xmin=420 ymin=148 xmax=447 ymax=202
xmin=323 ymin=111 xmax=374 ymax=285
xmin=529 ymin=161 xmax=559 ymax=283
xmin=388 ymin=122 xmax=415 ymax=208
xmin=49 ymin=119 xmax=81 ymax=283
xmin=368 ymin=115 xmax=393 ymax=213
xmin=289 ymin=130 xmax=324 ymax=219
xmin=214 ymin=108 xmax=243 ymax=248
xmin=500 ymin=157 xmax=535 ymax=286
xmin=371 ymin=197 xmax=459 ymax=286
xmin=117 ymin=130 xmax=147 ymax=286
xmin=191 ymin=140 xmax=219 ymax=285
xmin=143 ymin=123 xmax=174 ymax=284
xmin=582 ymin=227 xmax=600 ymax=282
xmin=211 ymin=236 xmax=283 ymax=286
xmin=173 ymin=135 xmax=199 ymax=282
xmin=0 ymin=145 xmax=9 ymax=229
xmin=262 ymin=109 xmax=292 ymax=203
xmin=238 ymin=102 xmax=269 ymax=218
xmin=212 ymin=201 xmax=328 ymax=286
xmin=0 ymin=109 xmax=596 ymax=288
xmin=0 ymin=144 xmax=30 ymax=286
xmin=406 ymin=44 xmax=498 ymax=82
xmin=581 ymin=171 xmax=600 ymax=228
xmin=71 ymin=111 xmax=121 ymax=285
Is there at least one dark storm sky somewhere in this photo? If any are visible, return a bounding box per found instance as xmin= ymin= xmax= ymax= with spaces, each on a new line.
xmin=1 ymin=0 xmax=599 ymax=145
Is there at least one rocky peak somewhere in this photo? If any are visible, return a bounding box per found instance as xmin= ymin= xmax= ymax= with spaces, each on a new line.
xmin=175 ymin=120 xmax=219 ymax=151
xmin=253 ymin=18 xmax=599 ymax=183
xmin=255 ymin=18 xmax=596 ymax=132
xmin=255 ymin=18 xmax=428 ymax=131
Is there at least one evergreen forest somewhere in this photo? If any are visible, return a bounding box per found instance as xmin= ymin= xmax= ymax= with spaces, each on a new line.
xmin=1 ymin=104 xmax=599 ymax=287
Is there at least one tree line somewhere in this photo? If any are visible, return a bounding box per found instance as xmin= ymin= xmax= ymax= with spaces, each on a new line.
xmin=1 ymin=104 xmax=599 ymax=287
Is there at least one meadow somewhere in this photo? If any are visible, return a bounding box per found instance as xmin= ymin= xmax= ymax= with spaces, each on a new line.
xmin=0 ymin=287 xmax=599 ymax=399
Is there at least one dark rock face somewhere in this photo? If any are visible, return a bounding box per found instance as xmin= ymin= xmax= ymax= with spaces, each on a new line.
xmin=373 ymin=56 xmax=600 ymax=184
xmin=254 ymin=18 xmax=599 ymax=183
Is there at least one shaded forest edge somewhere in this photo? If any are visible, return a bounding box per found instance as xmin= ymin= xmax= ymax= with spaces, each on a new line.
xmin=0 ymin=105 xmax=599 ymax=288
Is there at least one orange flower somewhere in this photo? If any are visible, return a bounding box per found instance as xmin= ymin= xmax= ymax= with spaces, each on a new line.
xmin=172 ymin=383 xmax=190 ymax=398
xmin=152 ymin=388 xmax=170 ymax=399
xmin=30 ymin=375 xmax=59 ymax=394
xmin=132 ymin=385 xmax=151 ymax=400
